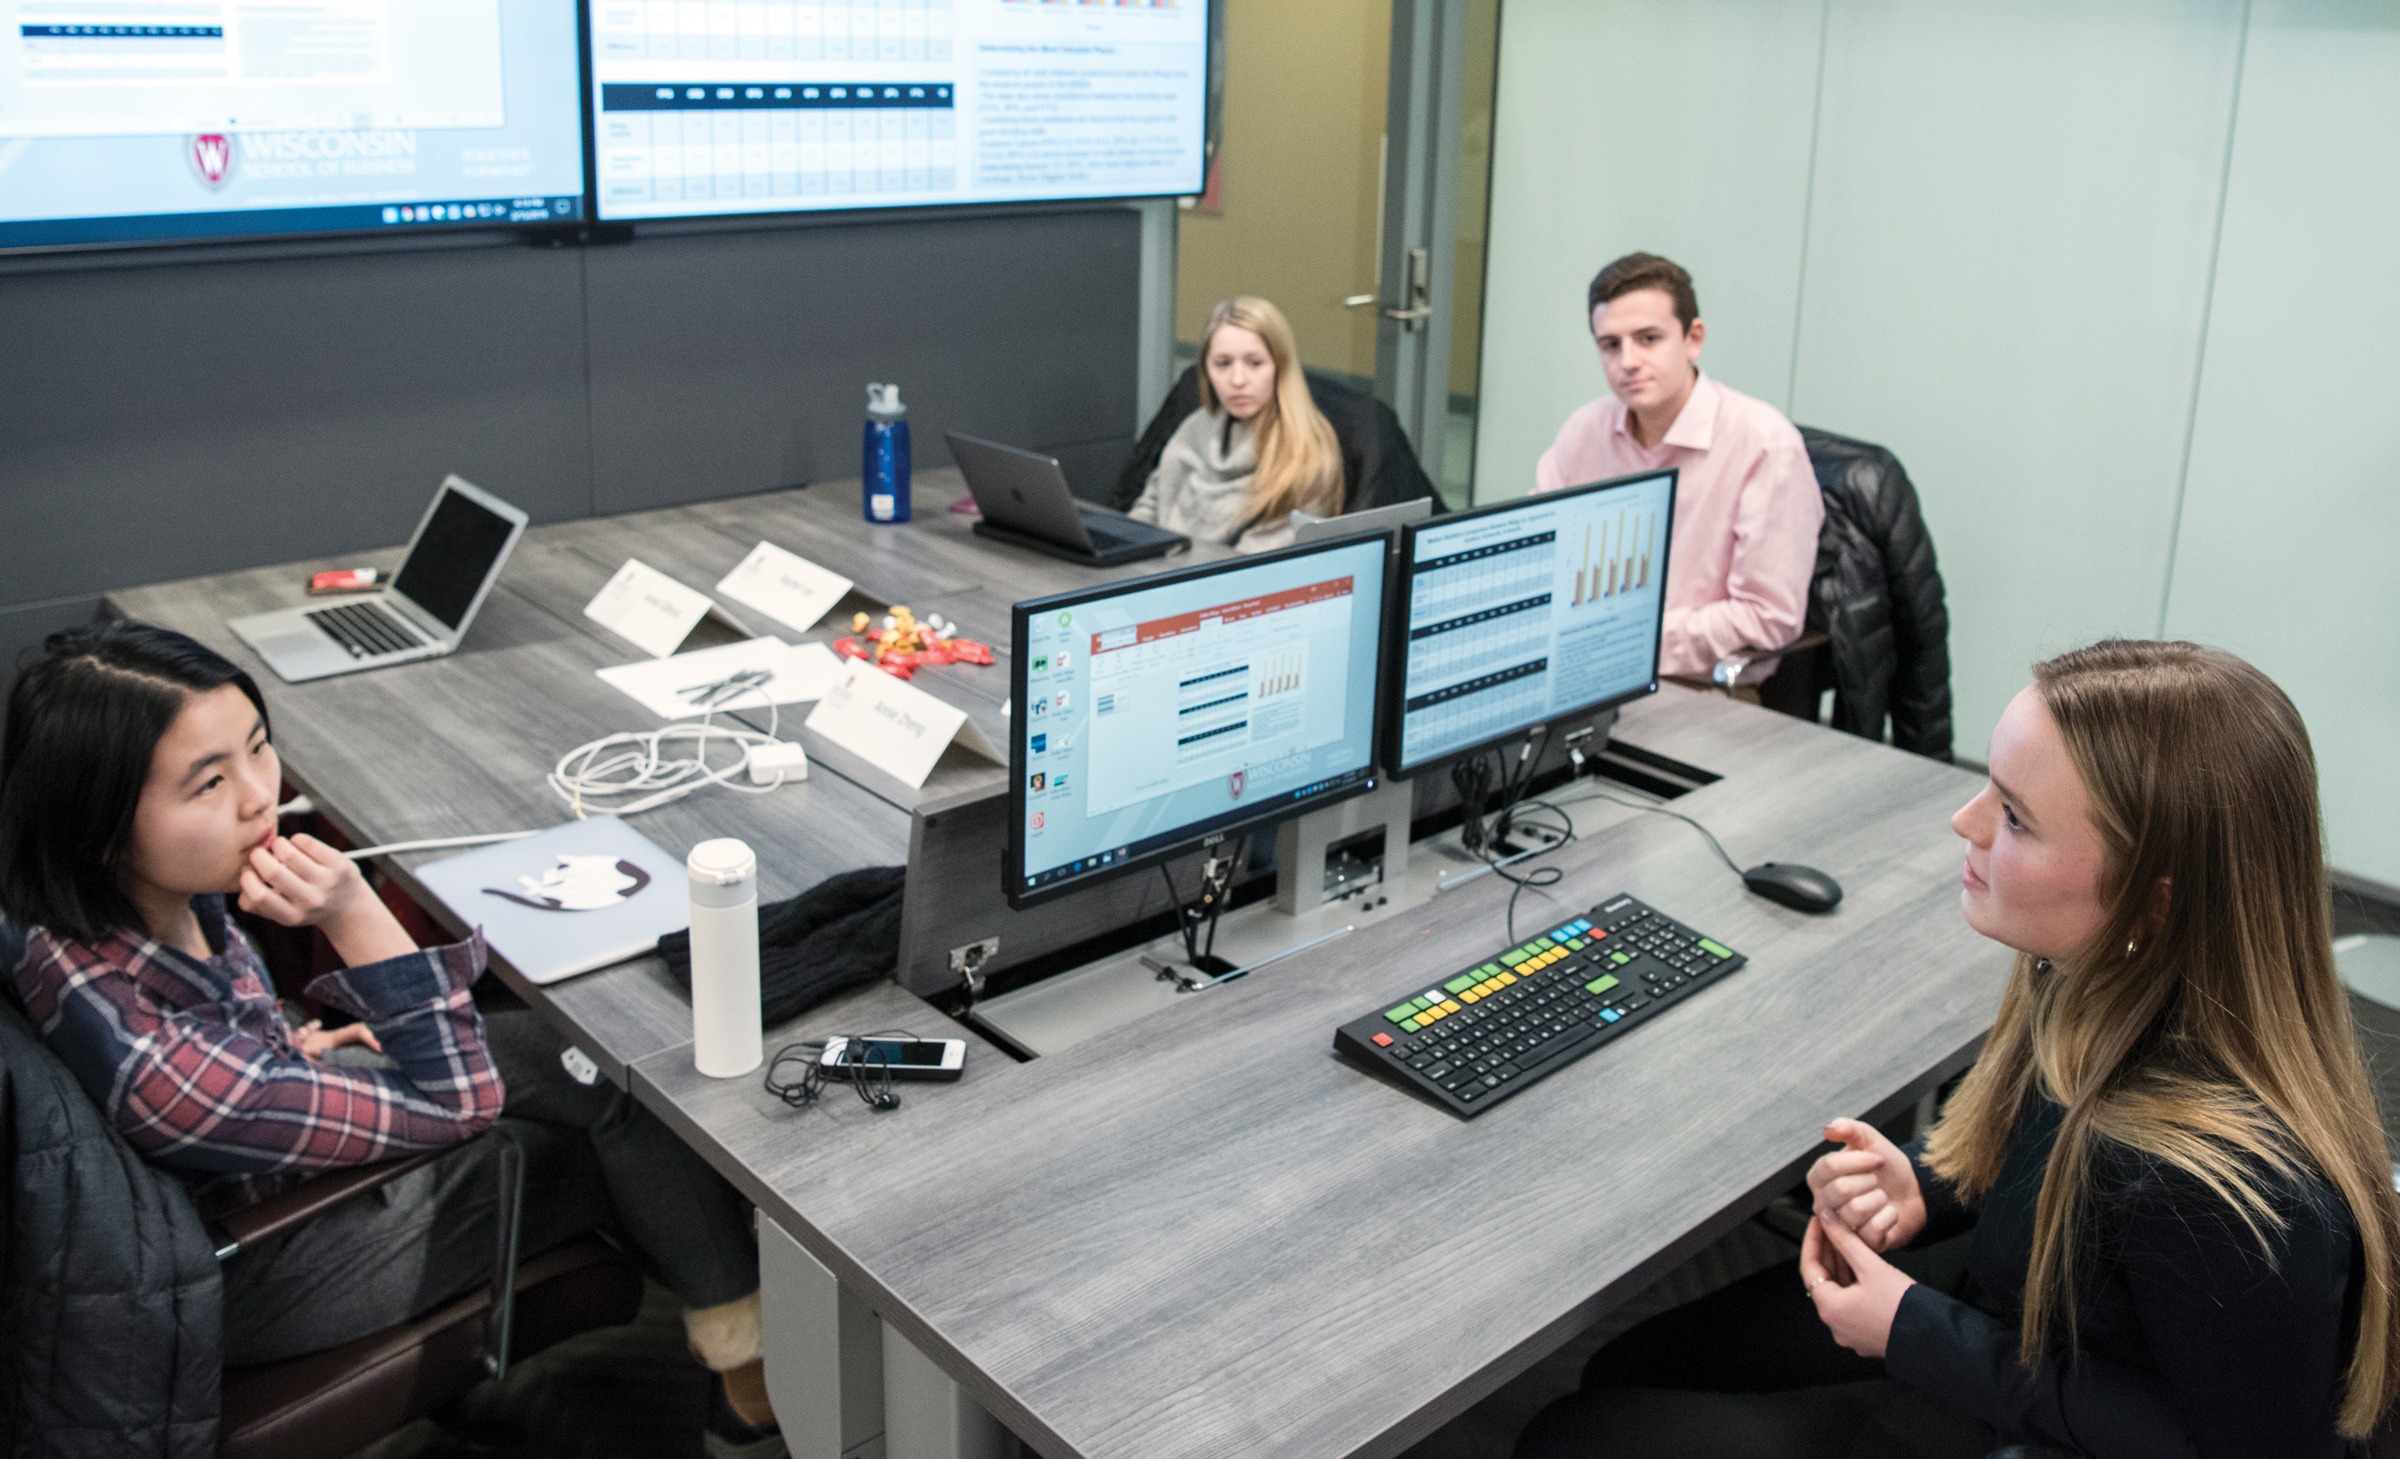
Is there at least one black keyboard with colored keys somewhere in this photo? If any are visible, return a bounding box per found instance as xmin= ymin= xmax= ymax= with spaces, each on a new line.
xmin=1332 ymin=894 xmax=1746 ymax=1116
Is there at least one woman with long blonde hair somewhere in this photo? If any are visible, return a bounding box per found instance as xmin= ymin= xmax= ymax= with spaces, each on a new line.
xmin=1129 ymin=296 xmax=1346 ymax=551
xmin=1520 ymin=639 xmax=2399 ymax=1458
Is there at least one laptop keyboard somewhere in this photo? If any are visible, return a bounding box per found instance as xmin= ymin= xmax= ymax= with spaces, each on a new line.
xmin=1079 ymin=512 xmax=1166 ymax=550
xmin=306 ymin=601 xmax=428 ymax=659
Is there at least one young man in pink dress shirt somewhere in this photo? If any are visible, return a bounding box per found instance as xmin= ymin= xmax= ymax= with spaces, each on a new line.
xmin=1533 ymin=253 xmax=1822 ymax=685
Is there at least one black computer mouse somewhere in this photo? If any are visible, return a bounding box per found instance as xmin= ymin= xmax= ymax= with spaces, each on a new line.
xmin=1743 ymin=861 xmax=1843 ymax=914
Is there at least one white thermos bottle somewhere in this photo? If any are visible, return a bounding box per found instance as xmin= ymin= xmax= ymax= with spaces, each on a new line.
xmin=687 ymin=838 xmax=762 ymax=1077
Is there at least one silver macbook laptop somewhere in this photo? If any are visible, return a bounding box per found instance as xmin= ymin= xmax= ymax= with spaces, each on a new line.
xmin=948 ymin=431 xmax=1188 ymax=566
xmin=230 ymin=474 xmax=528 ymax=684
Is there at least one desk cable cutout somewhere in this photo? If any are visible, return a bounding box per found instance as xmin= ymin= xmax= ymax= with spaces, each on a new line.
xmin=1482 ymin=797 xmax=1576 ymax=947
xmin=763 ymin=1028 xmax=914 ymax=1113
xmin=1153 ymin=836 xmax=1248 ymax=986
xmin=1447 ymin=729 xmax=1579 ymax=945
xmin=1556 ymin=739 xmax=1747 ymax=882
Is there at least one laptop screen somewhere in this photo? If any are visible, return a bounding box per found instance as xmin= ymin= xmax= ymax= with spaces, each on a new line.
xmin=392 ymin=487 xmax=517 ymax=629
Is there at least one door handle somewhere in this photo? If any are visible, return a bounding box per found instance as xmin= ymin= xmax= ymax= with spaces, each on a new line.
xmin=1386 ymin=246 xmax=1433 ymax=331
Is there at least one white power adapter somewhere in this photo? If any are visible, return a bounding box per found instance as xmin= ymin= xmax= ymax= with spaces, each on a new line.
xmin=745 ymin=740 xmax=810 ymax=785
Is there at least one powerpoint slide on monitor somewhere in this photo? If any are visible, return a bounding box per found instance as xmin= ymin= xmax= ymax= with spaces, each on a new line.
xmin=1083 ymin=575 xmax=1355 ymax=821
xmin=585 ymin=0 xmax=1206 ymax=220
xmin=0 ymin=2 xmax=505 ymax=136
xmin=1400 ymin=480 xmax=1672 ymax=764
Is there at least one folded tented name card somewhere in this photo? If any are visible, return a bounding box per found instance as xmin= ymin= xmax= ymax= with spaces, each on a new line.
xmin=585 ymin=558 xmax=751 ymax=659
xmin=715 ymin=541 xmax=853 ymax=635
xmin=595 ymin=637 xmax=845 ymax=720
xmin=804 ymin=659 xmax=1002 ymax=788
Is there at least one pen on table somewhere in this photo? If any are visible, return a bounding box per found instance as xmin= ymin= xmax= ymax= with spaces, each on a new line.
xmin=680 ymin=668 xmax=772 ymax=708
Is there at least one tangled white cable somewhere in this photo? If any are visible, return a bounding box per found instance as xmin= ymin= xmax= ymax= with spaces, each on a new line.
xmin=548 ymin=703 xmax=793 ymax=819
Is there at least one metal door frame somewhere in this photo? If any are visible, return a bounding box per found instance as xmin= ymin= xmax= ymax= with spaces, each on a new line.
xmin=1375 ymin=0 xmax=1473 ymax=488
xmin=1134 ymin=0 xmax=1478 ymax=488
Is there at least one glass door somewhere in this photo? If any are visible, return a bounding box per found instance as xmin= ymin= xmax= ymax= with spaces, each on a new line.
xmin=1170 ymin=0 xmax=1499 ymax=504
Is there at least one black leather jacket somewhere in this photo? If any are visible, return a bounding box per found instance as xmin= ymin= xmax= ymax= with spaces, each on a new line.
xmin=2 ymin=950 xmax=223 ymax=1458
xmin=1113 ymin=365 xmax=1447 ymax=518
xmin=1798 ymin=427 xmax=1953 ymax=760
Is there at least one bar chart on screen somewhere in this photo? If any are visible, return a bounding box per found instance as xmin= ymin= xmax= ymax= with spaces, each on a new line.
xmin=1568 ymin=507 xmax=1656 ymax=608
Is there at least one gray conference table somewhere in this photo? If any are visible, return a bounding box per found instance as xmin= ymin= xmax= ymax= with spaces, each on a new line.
xmin=111 ymin=474 xmax=2007 ymax=1459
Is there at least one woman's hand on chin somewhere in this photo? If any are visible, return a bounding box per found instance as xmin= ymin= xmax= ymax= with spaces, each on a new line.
xmin=239 ymin=832 xmax=418 ymax=965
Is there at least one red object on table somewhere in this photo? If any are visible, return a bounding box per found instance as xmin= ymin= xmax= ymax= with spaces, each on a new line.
xmin=832 ymin=635 xmax=995 ymax=680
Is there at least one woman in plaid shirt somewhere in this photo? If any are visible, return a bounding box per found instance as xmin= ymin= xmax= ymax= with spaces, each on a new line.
xmin=1 ymin=624 xmax=786 ymax=1454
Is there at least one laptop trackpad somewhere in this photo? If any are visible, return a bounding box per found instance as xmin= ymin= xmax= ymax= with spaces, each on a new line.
xmin=259 ymin=633 xmax=329 ymax=659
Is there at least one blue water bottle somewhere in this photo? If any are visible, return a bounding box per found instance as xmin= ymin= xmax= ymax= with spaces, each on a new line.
xmin=862 ymin=382 xmax=911 ymax=524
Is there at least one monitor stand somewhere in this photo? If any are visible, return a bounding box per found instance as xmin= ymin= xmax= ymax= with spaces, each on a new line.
xmin=968 ymin=778 xmax=1565 ymax=1057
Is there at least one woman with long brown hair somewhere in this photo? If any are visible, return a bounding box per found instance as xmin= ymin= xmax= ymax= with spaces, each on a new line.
xmin=1519 ymin=639 xmax=2400 ymax=1457
xmin=1129 ymin=295 xmax=1346 ymax=551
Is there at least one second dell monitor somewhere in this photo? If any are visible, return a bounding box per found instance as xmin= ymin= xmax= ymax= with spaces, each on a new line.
xmin=1010 ymin=535 xmax=1388 ymax=905
xmin=1388 ymin=470 xmax=1676 ymax=775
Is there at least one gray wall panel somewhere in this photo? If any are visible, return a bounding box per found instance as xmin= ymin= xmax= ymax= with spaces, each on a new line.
xmin=583 ymin=210 xmax=1140 ymax=513
xmin=0 ymin=243 xmax=594 ymax=606
xmin=0 ymin=598 xmax=104 ymax=679
xmin=1 ymin=208 xmax=1142 ymax=663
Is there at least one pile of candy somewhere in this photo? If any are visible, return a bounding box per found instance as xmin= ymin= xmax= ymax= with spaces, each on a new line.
xmin=832 ymin=605 xmax=994 ymax=680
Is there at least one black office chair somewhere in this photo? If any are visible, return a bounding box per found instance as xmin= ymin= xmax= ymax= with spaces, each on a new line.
xmin=211 ymin=1133 xmax=644 ymax=1459
xmin=1112 ymin=364 xmax=1447 ymax=517
xmin=0 ymin=930 xmax=646 ymax=1459
xmin=1712 ymin=426 xmax=1953 ymax=762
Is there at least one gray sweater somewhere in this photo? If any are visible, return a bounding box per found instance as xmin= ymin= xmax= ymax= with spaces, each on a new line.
xmin=1128 ymin=410 xmax=1297 ymax=552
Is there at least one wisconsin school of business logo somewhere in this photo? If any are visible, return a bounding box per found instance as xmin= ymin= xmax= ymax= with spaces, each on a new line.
xmin=189 ymin=134 xmax=234 ymax=188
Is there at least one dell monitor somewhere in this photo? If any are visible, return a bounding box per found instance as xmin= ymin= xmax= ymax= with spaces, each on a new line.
xmin=1007 ymin=534 xmax=1390 ymax=909
xmin=1385 ymin=470 xmax=1677 ymax=777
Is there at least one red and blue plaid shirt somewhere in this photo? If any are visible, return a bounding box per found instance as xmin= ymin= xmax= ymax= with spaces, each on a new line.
xmin=11 ymin=896 xmax=504 ymax=1217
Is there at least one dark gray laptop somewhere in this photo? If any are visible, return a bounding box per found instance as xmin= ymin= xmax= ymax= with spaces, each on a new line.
xmin=948 ymin=432 xmax=1187 ymax=566
xmin=229 ymin=474 xmax=528 ymax=683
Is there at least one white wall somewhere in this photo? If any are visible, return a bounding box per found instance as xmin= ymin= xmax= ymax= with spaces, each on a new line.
xmin=1477 ymin=0 xmax=2400 ymax=884
xmin=2161 ymin=0 xmax=2400 ymax=887
xmin=1789 ymin=0 xmax=2243 ymax=761
xmin=1474 ymin=0 xmax=1826 ymax=497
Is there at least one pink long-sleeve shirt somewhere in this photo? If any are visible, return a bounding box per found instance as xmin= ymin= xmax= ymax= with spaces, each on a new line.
xmin=1534 ymin=374 xmax=1822 ymax=681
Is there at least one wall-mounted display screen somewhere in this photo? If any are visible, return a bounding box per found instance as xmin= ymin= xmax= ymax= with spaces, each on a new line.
xmin=587 ymin=0 xmax=1207 ymax=222
xmin=0 ymin=0 xmax=586 ymax=252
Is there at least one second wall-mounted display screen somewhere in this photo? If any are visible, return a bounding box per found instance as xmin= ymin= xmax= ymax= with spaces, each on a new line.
xmin=588 ymin=0 xmax=1207 ymax=222
xmin=0 ymin=1 xmax=588 ymax=251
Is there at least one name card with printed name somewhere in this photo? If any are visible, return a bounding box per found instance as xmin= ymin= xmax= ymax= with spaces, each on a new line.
xmin=715 ymin=541 xmax=853 ymax=636
xmin=585 ymin=558 xmax=750 ymax=659
xmin=804 ymin=659 xmax=1002 ymax=789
